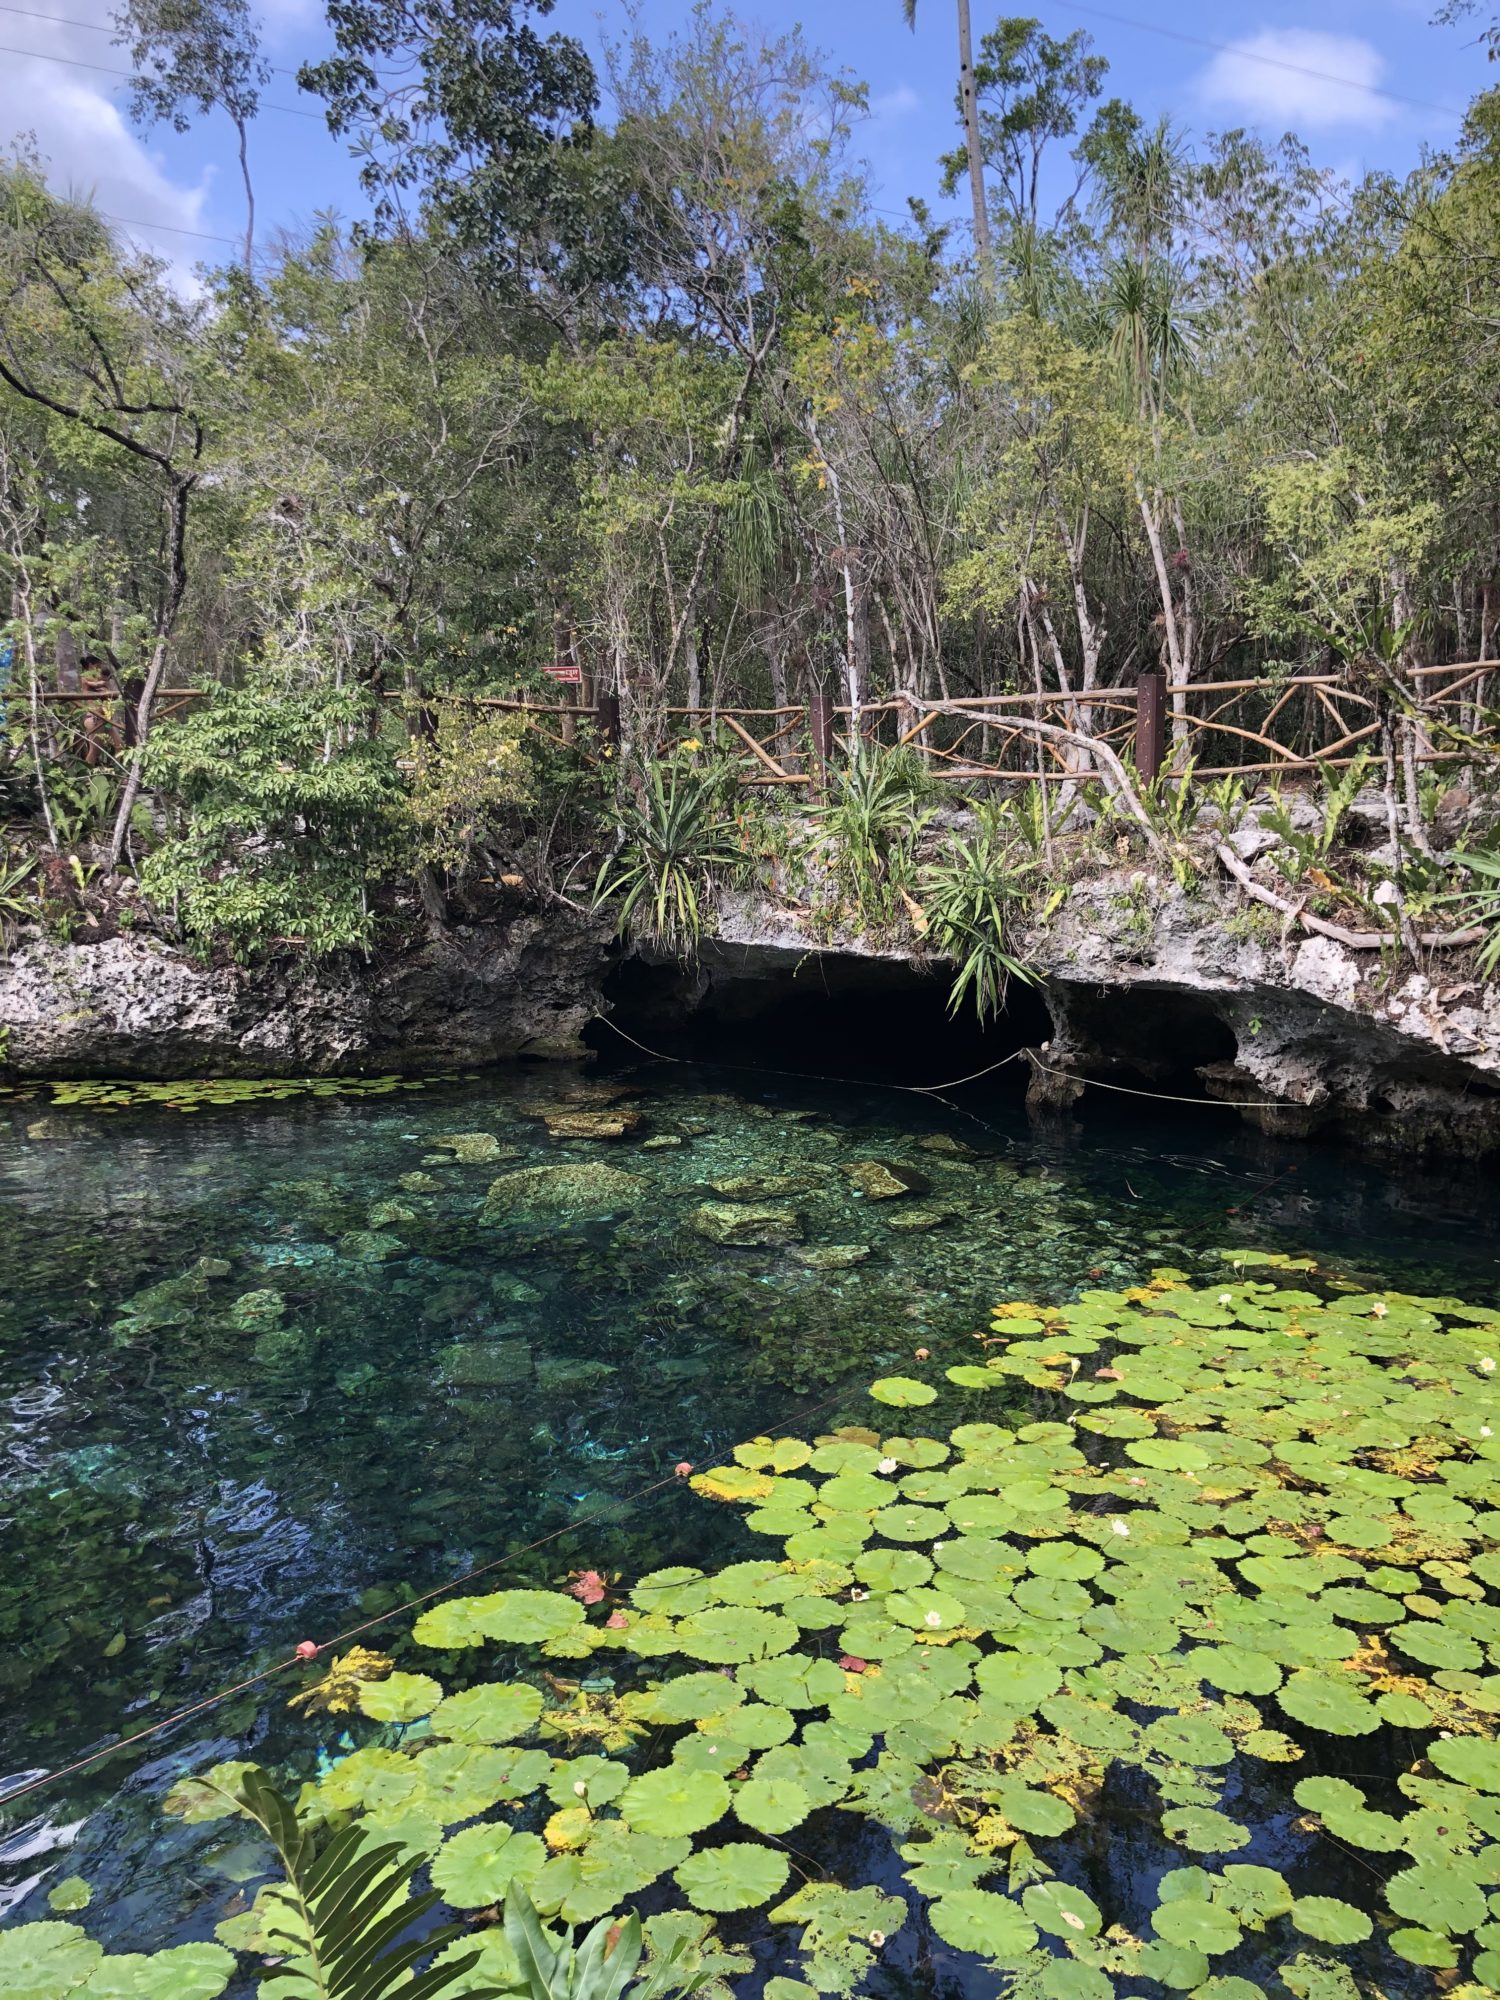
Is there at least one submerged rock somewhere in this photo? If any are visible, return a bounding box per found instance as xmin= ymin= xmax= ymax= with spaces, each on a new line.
xmin=338 ymin=1229 xmax=405 ymax=1261
xmin=367 ymin=1199 xmax=418 ymax=1228
xmin=915 ymin=1134 xmax=973 ymax=1157
xmin=542 ymin=1108 xmax=642 ymax=1140
xmin=482 ymin=1163 xmax=644 ymax=1218
xmin=842 ymin=1160 xmax=930 ymax=1200
xmin=430 ymin=1133 xmax=512 ymax=1164
xmin=881 ymin=1207 xmax=954 ymax=1234
xmin=791 ymin=1243 xmax=871 ymax=1269
xmin=710 ymin=1170 xmax=821 ymax=1198
xmin=397 ymin=1171 xmax=442 ymax=1193
xmin=642 ymin=1134 xmax=684 ymax=1150
xmin=440 ymin=1339 xmax=533 ymax=1388
xmin=691 ymin=1202 xmax=803 ymax=1246
xmin=491 ymin=1275 xmax=544 ymax=1304
xmin=535 ymin=1355 xmax=617 ymax=1394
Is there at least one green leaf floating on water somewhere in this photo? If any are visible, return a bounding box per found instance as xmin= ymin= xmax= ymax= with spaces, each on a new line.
xmin=869 ymin=1376 xmax=937 ymax=1407
xmin=430 ymin=1824 xmax=547 ymax=1908
xmin=674 ymin=1841 xmax=789 ymax=1912
xmin=929 ymin=1890 xmax=1039 ymax=1962
xmin=1290 ymin=1898 xmax=1373 ymax=1945
xmin=19 ymin=1266 xmax=1500 ymax=1999
xmin=619 ymin=1768 xmax=731 ymax=1837
xmin=355 ymin=1671 xmax=442 ymax=1725
xmin=430 ymin=1683 xmax=545 ymax=1744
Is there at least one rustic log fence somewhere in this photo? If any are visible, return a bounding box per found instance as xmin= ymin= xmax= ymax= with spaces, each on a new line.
xmin=33 ymin=660 xmax=1495 ymax=796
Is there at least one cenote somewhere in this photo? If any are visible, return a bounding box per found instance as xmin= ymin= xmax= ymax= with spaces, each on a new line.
xmin=4 ymin=1048 xmax=1500 ymax=1998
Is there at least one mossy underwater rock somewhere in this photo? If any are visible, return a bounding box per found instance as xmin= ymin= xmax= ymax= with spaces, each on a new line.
xmin=481 ymin=1163 xmax=645 ymax=1219
xmin=429 ymin=1133 xmax=512 ymax=1164
xmin=882 ymin=1206 xmax=954 ymax=1234
xmin=542 ymin=1109 xmax=643 ymax=1140
xmin=842 ymin=1159 xmax=930 ymax=1200
xmin=691 ymin=1202 xmax=803 ymax=1247
xmin=439 ymin=1339 xmax=533 ymax=1388
xmin=791 ymin=1243 xmax=871 ymax=1270
xmin=710 ymin=1170 xmax=822 ymax=1198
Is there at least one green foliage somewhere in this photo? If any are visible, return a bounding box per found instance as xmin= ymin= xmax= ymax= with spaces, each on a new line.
xmin=1260 ymin=754 xmax=1372 ymax=893
xmin=808 ymin=746 xmax=934 ymax=930
xmin=917 ymin=807 xmax=1039 ymax=1022
xmin=230 ymin=1764 xmax=489 ymax=1999
xmin=1434 ymin=849 xmax=1500 ymax=976
xmin=593 ymin=762 xmax=750 ymax=955
xmin=15 ymin=1263 xmax=1500 ymax=1993
xmin=141 ymin=686 xmax=402 ymax=958
xmin=403 ymin=702 xmax=534 ymax=877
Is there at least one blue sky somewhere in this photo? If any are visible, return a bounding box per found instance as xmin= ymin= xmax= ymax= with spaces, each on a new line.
xmin=0 ymin=0 xmax=1487 ymax=275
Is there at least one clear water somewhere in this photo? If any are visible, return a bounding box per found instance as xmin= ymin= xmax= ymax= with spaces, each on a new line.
xmin=1 ymin=1055 xmax=1496 ymax=1959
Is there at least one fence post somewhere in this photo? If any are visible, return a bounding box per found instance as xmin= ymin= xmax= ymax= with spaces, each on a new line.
xmin=808 ymin=689 xmax=834 ymax=794
xmin=1135 ymin=669 xmax=1166 ymax=784
xmin=596 ymin=691 xmax=621 ymax=752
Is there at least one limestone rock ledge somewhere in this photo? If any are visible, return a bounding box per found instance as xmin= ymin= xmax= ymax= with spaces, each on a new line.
xmin=0 ymin=910 xmax=609 ymax=1078
xmin=706 ymin=876 xmax=1500 ymax=1157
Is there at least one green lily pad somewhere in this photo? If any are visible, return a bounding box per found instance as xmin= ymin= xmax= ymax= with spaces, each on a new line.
xmin=619 ymin=1768 xmax=731 ymax=1837
xmin=1289 ymin=1898 xmax=1372 ymax=1945
xmin=675 ymin=1842 xmax=789 ymax=1912
xmin=430 ymin=1824 xmax=547 ymax=1908
xmin=929 ymin=1891 xmax=1040 ymax=1962
xmin=870 ymin=1377 xmax=937 ymax=1407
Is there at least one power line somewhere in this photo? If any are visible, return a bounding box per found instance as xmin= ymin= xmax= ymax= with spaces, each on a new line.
xmin=0 ymin=0 xmax=300 ymax=71
xmin=0 ymin=37 xmax=323 ymax=115
xmin=100 ymin=209 xmax=239 ymax=244
xmin=1045 ymin=2 xmax=1466 ymax=120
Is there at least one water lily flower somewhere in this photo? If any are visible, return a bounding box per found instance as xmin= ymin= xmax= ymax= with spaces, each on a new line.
xmin=1110 ymin=1518 xmax=1131 ymax=1536
xmin=878 ymin=1457 xmax=898 ymax=1474
xmin=1218 ymin=1292 xmax=1233 ymax=1306
xmin=849 ymin=1588 xmax=869 ymax=1602
xmin=1482 ymin=1427 xmax=1493 ymax=1438
xmin=924 ymin=1611 xmax=943 ymax=1627
xmin=868 ymin=1932 xmax=886 ymax=1948
xmin=1483 ymin=1359 xmax=1497 ymax=1374
xmin=573 ymin=1780 xmax=588 ymax=1796
xmin=1371 ymin=1301 xmax=1388 ymax=1318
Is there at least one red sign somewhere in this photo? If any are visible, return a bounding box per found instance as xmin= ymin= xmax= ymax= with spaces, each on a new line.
xmin=543 ymin=664 xmax=582 ymax=684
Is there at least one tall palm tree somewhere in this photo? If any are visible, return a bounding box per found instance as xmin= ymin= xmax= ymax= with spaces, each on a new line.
xmin=903 ymin=0 xmax=992 ymax=275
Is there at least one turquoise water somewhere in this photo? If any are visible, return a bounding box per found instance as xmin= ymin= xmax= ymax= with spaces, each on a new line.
xmin=0 ymin=1056 xmax=1496 ymax=1960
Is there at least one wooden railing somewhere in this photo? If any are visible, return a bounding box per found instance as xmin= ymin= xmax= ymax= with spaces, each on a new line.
xmin=31 ymin=660 xmax=1497 ymax=792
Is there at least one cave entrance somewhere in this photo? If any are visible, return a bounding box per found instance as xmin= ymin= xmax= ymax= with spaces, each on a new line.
xmin=589 ymin=943 xmax=1053 ymax=1089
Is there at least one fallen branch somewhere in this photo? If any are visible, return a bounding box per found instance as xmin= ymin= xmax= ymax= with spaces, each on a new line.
xmin=920 ymin=700 xmax=1168 ymax=859
xmin=1215 ymin=844 xmax=1483 ymax=951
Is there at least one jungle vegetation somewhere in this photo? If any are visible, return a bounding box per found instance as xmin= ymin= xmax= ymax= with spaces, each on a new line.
xmin=1 ymin=0 xmax=1499 ymax=970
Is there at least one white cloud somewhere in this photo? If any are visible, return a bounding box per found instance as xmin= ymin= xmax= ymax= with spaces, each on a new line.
xmin=870 ymin=83 xmax=921 ymax=123
xmin=1 ymin=0 xmax=218 ymax=273
xmin=1196 ymin=28 xmax=1397 ymax=130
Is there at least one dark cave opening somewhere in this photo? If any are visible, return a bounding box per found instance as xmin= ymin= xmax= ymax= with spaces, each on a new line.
xmin=588 ymin=945 xmax=1054 ymax=1088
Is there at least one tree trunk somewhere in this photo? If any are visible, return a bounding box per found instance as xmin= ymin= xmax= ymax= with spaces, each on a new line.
xmin=957 ymin=0 xmax=991 ymax=276
xmin=236 ymin=115 xmax=255 ymax=276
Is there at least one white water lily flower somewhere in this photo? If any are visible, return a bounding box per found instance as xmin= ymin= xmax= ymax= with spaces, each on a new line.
xmin=1110 ymin=1518 xmax=1131 ymax=1537
xmin=1218 ymin=1292 xmax=1233 ymax=1306
xmin=1482 ymin=1427 xmax=1493 ymax=1438
xmin=925 ymin=1610 xmax=943 ymax=1627
xmin=1483 ymin=1358 xmax=1497 ymax=1373
xmin=878 ymin=1457 xmax=898 ymax=1474
xmin=1371 ymin=1301 xmax=1388 ymax=1318
xmin=573 ymin=1780 xmax=587 ymax=1797
xmin=868 ymin=1932 xmax=886 ymax=1949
